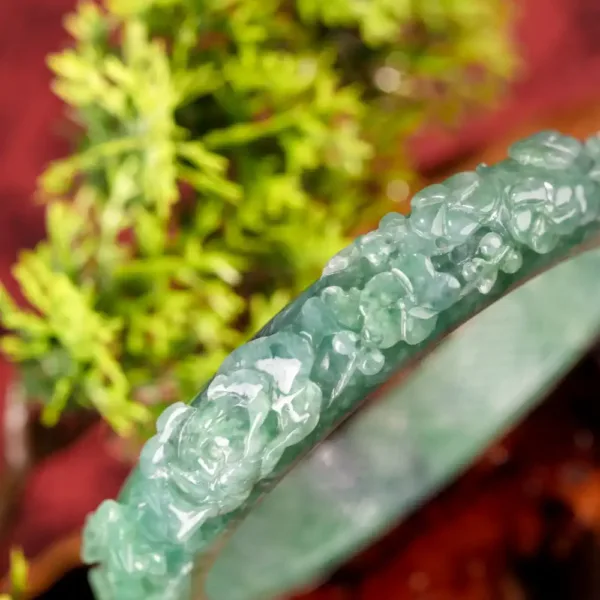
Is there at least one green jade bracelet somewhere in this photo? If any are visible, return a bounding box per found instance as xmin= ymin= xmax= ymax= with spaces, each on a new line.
xmin=82 ymin=131 xmax=600 ymax=600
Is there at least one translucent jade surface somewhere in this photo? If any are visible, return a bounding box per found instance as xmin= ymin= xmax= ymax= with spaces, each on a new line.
xmin=82 ymin=131 xmax=600 ymax=600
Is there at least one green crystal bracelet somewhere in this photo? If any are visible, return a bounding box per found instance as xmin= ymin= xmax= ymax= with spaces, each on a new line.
xmin=82 ymin=131 xmax=600 ymax=600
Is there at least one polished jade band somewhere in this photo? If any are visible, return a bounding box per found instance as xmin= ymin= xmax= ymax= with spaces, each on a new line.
xmin=82 ymin=131 xmax=600 ymax=600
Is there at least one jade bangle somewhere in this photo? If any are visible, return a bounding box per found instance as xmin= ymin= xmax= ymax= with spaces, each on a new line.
xmin=82 ymin=130 xmax=600 ymax=600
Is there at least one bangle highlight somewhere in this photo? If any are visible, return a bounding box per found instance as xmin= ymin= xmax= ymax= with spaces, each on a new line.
xmin=82 ymin=130 xmax=600 ymax=600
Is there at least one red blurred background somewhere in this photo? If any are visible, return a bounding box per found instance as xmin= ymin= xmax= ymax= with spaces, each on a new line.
xmin=0 ymin=0 xmax=599 ymax=598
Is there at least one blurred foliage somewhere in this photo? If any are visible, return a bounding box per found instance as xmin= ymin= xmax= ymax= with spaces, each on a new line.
xmin=0 ymin=548 xmax=28 ymax=599
xmin=0 ymin=0 xmax=514 ymax=436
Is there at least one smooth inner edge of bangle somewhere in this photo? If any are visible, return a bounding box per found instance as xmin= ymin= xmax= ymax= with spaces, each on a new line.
xmin=203 ymin=248 xmax=600 ymax=600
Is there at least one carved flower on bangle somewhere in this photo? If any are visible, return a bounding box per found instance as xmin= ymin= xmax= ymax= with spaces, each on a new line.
xmin=460 ymin=232 xmax=523 ymax=294
xmin=508 ymin=130 xmax=584 ymax=171
xmin=410 ymin=172 xmax=500 ymax=252
xmin=185 ymin=407 xmax=265 ymax=511
xmin=83 ymin=500 xmax=128 ymax=565
xmin=323 ymin=228 xmax=397 ymax=276
xmin=322 ymin=243 xmax=360 ymax=276
xmin=141 ymin=393 xmax=272 ymax=521
xmin=359 ymin=254 xmax=460 ymax=347
xmin=83 ymin=500 xmax=168 ymax=586
xmin=330 ymin=330 xmax=386 ymax=377
xmin=507 ymin=177 xmax=591 ymax=253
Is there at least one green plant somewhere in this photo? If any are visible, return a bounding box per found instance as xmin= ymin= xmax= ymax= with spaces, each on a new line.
xmin=0 ymin=0 xmax=514 ymax=437
xmin=0 ymin=548 xmax=28 ymax=600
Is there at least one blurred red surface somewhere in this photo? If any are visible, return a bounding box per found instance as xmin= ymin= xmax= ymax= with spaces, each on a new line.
xmin=0 ymin=0 xmax=598 ymax=596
